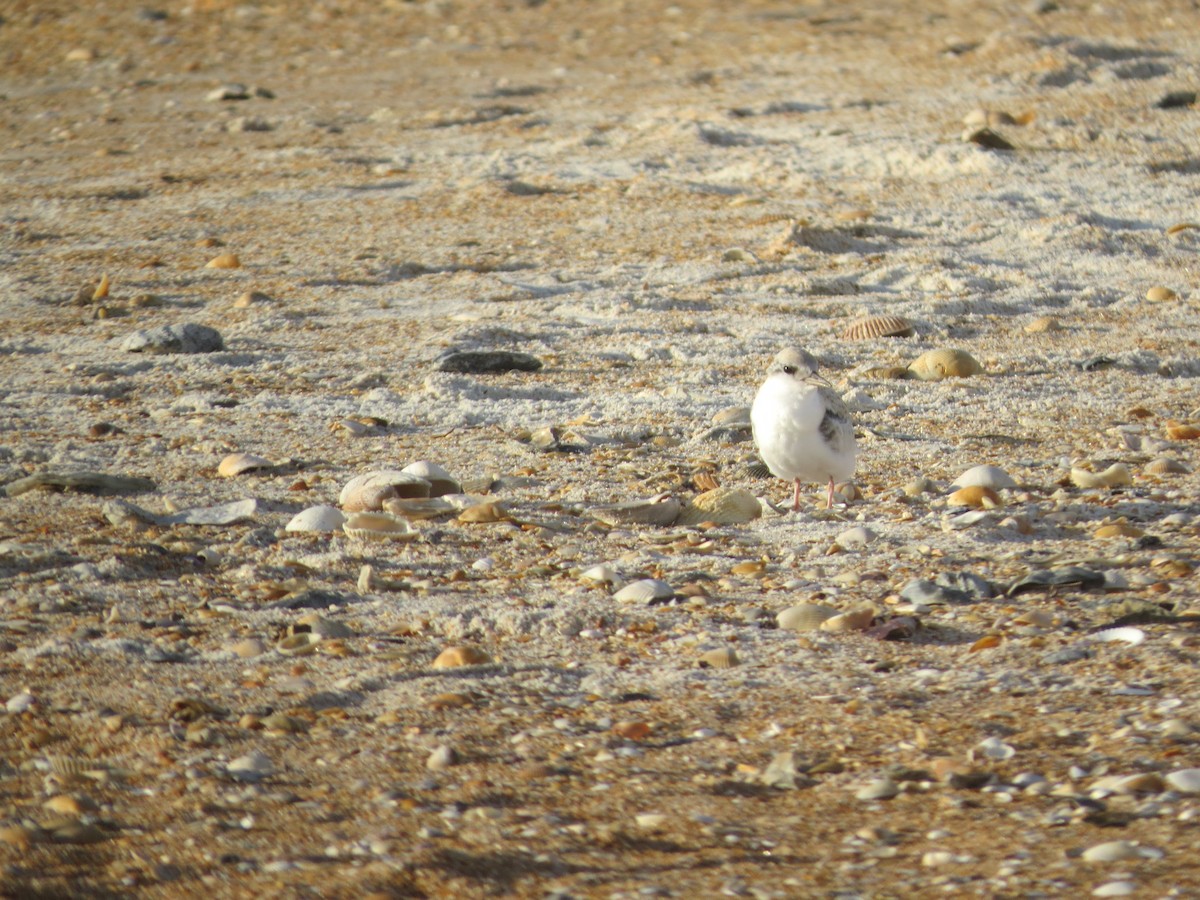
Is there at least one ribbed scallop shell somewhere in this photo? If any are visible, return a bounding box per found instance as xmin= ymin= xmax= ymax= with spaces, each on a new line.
xmin=839 ymin=314 xmax=915 ymax=340
xmin=1145 ymin=457 xmax=1189 ymax=475
xmin=342 ymin=512 xmax=417 ymax=541
xmin=776 ymin=603 xmax=838 ymax=632
xmin=340 ymin=471 xmax=431 ymax=511
xmin=588 ymin=496 xmax=681 ymax=527
xmin=612 ymin=578 xmax=675 ymax=604
xmin=676 ymin=487 xmax=762 ymax=526
xmin=698 ymin=647 xmax=740 ymax=669
xmin=908 ymin=348 xmax=983 ymax=381
xmin=400 ymin=461 xmax=460 ymax=497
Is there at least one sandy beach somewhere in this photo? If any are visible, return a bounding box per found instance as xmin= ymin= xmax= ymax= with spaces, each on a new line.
xmin=2 ymin=0 xmax=1200 ymax=896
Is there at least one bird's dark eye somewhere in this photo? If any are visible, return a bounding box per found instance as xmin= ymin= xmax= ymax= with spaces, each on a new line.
xmin=782 ymin=365 xmax=796 ymax=375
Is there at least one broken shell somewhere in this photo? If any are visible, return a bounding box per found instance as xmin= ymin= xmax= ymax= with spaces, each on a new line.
xmin=698 ymin=647 xmax=740 ymax=669
xmin=1025 ymin=315 xmax=1064 ymax=333
xmin=580 ymin=564 xmax=620 ymax=585
xmin=777 ymin=603 xmax=838 ymax=632
xmin=1094 ymin=520 xmax=1144 ymax=539
xmin=339 ymin=471 xmax=431 ymax=511
xmin=676 ymin=486 xmax=762 ymax=526
xmin=613 ymin=578 xmax=675 ymax=604
xmin=297 ymin=614 xmax=353 ymax=639
xmin=285 ymin=505 xmax=346 ymax=533
xmin=908 ymin=348 xmax=982 ymax=381
xmin=820 ymin=605 xmax=876 ymax=633
xmin=205 ymin=252 xmax=241 ymax=269
xmin=948 ymin=485 xmax=1002 ymax=509
xmin=432 ymin=645 xmax=491 ymax=669
xmin=951 ymin=464 xmax=1016 ymax=490
xmin=382 ymin=497 xmax=457 ymax=520
xmin=1145 ymin=285 xmax=1177 ymax=302
xmin=588 ymin=495 xmax=681 ymax=527
xmin=276 ymin=632 xmax=320 ymax=656
xmin=1070 ymin=463 xmax=1133 ymax=489
xmin=342 ymin=512 xmax=417 ymax=541
xmin=839 ymin=314 xmax=915 ymax=340
xmin=217 ymin=452 xmax=273 ymax=478
xmin=400 ymin=460 xmax=460 ymax=497
xmin=1145 ymin=457 xmax=1189 ymax=475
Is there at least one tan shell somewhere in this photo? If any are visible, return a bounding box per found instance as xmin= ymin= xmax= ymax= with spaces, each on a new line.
xmin=1070 ymin=463 xmax=1132 ymax=489
xmin=698 ymin=647 xmax=740 ymax=669
xmin=1024 ymin=316 xmax=1064 ymax=334
xmin=432 ymin=645 xmax=491 ymax=669
xmin=205 ymin=252 xmax=241 ymax=269
xmin=1166 ymin=422 xmax=1200 ymax=441
xmin=400 ymin=460 xmax=460 ymax=497
xmin=676 ymin=486 xmax=762 ymax=526
xmin=820 ymin=605 xmax=876 ymax=633
xmin=1145 ymin=285 xmax=1177 ymax=302
xmin=947 ymin=485 xmax=1003 ymax=509
xmin=342 ymin=512 xmax=417 ymax=541
xmin=588 ymin=495 xmax=681 ymax=527
xmin=908 ymin=348 xmax=983 ymax=381
xmin=1145 ymin=457 xmax=1189 ymax=475
xmin=457 ymin=501 xmax=509 ymax=523
xmin=340 ymin=471 xmax=431 ymax=511
xmin=217 ymin=452 xmax=272 ymax=478
xmin=1094 ymin=520 xmax=1144 ymax=539
xmin=777 ymin=603 xmax=838 ymax=632
xmin=839 ymin=314 xmax=915 ymax=340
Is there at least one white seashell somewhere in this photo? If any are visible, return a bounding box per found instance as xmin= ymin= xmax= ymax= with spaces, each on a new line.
xmin=676 ymin=487 xmax=761 ymax=526
xmin=285 ymin=505 xmax=347 ymax=533
xmin=971 ymin=737 xmax=1015 ymax=761
xmin=1091 ymin=627 xmax=1145 ymax=646
xmin=1070 ymin=463 xmax=1133 ymax=489
xmin=342 ymin=512 xmax=417 ymax=542
xmin=1092 ymin=882 xmax=1137 ymax=898
xmin=580 ymin=564 xmax=620 ymax=585
xmin=612 ymin=578 xmax=674 ymax=604
xmin=1165 ymin=768 xmax=1200 ymax=793
xmin=339 ymin=471 xmax=431 ymax=511
xmin=834 ymin=526 xmax=876 ymax=549
xmin=1080 ymin=840 xmax=1142 ymax=863
xmin=227 ymin=750 xmax=275 ymax=782
xmin=777 ymin=603 xmax=838 ymax=632
xmin=951 ymin=464 xmax=1016 ymax=490
xmin=400 ymin=460 xmax=460 ymax=497
xmin=218 ymin=452 xmax=273 ymax=478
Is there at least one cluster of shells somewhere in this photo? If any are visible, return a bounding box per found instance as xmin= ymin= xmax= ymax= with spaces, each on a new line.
xmin=281 ymin=460 xmax=470 ymax=541
xmin=586 ymin=485 xmax=763 ymax=528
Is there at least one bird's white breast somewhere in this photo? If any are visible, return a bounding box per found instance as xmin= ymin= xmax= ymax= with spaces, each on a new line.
xmin=751 ymin=374 xmax=855 ymax=483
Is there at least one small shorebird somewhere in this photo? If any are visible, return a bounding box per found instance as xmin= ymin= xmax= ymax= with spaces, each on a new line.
xmin=751 ymin=347 xmax=857 ymax=511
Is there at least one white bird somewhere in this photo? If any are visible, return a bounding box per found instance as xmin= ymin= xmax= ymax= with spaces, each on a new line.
xmin=751 ymin=347 xmax=857 ymax=511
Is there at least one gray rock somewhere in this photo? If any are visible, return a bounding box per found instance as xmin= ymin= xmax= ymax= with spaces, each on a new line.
xmin=934 ymin=571 xmax=996 ymax=601
xmin=436 ymin=350 xmax=543 ymax=374
xmin=121 ymin=323 xmax=224 ymax=354
xmin=899 ymin=579 xmax=972 ymax=606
